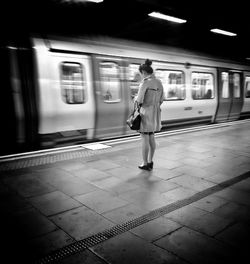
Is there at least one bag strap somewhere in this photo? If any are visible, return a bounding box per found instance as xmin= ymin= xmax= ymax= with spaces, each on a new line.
xmin=134 ymin=101 xmax=141 ymax=112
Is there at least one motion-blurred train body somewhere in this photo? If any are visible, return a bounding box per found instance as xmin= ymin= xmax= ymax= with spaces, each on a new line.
xmin=1 ymin=35 xmax=250 ymax=154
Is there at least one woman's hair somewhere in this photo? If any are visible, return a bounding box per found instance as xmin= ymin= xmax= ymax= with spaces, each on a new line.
xmin=139 ymin=59 xmax=153 ymax=74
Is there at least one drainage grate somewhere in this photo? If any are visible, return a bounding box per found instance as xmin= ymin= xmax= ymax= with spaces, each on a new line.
xmin=35 ymin=171 xmax=250 ymax=264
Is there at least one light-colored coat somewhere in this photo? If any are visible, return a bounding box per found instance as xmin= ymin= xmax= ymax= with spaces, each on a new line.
xmin=136 ymin=74 xmax=164 ymax=132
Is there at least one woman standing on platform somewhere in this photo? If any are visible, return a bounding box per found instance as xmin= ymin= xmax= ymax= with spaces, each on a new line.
xmin=135 ymin=59 xmax=164 ymax=171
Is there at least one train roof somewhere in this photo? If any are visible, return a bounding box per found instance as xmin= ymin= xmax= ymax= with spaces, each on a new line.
xmin=32 ymin=35 xmax=250 ymax=71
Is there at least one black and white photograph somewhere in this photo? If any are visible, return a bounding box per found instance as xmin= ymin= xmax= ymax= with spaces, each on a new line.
xmin=1 ymin=1 xmax=250 ymax=263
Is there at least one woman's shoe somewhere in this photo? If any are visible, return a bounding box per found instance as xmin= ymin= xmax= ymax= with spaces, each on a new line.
xmin=138 ymin=165 xmax=150 ymax=171
xmin=147 ymin=162 xmax=153 ymax=170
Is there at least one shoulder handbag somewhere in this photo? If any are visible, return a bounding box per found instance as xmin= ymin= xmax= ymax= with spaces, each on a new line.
xmin=126 ymin=102 xmax=141 ymax=130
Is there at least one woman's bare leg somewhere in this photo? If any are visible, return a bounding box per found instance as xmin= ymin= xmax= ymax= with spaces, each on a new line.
xmin=141 ymin=133 xmax=149 ymax=165
xmin=148 ymin=133 xmax=156 ymax=163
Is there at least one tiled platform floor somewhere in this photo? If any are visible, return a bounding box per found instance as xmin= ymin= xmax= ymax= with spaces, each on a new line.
xmin=1 ymin=121 xmax=250 ymax=264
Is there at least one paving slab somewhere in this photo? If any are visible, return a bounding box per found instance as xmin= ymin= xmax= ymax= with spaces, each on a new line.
xmin=50 ymin=206 xmax=114 ymax=240
xmin=92 ymin=232 xmax=188 ymax=264
xmin=191 ymin=195 xmax=229 ymax=212
xmin=74 ymin=190 xmax=130 ymax=214
xmin=213 ymin=201 xmax=250 ymax=224
xmin=28 ymin=190 xmax=82 ymax=216
xmin=120 ymin=188 xmax=169 ymax=210
xmin=3 ymin=172 xmax=56 ymax=198
xmin=61 ymin=249 xmax=107 ymax=264
xmin=130 ymin=217 xmax=181 ymax=242
xmin=154 ymin=226 xmax=236 ymax=264
xmin=29 ymin=229 xmax=75 ymax=259
xmin=168 ymin=174 xmax=216 ymax=191
xmin=161 ymin=187 xmax=198 ymax=204
xmin=102 ymin=203 xmax=149 ymax=224
xmin=215 ymin=222 xmax=250 ymax=250
xmin=214 ymin=187 xmax=250 ymax=206
xmin=166 ymin=206 xmax=233 ymax=236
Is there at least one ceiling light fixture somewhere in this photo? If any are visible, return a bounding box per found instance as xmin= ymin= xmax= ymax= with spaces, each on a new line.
xmin=86 ymin=0 xmax=103 ymax=3
xmin=148 ymin=12 xmax=187 ymax=24
xmin=210 ymin=28 xmax=237 ymax=37
xmin=63 ymin=0 xmax=103 ymax=3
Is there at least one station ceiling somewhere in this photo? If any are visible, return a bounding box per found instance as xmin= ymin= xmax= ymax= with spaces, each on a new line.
xmin=2 ymin=0 xmax=249 ymax=61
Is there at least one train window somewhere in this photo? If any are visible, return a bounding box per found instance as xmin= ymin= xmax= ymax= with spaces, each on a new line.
xmin=233 ymin=73 xmax=241 ymax=98
xmin=191 ymin=72 xmax=214 ymax=100
xmin=99 ymin=62 xmax=121 ymax=103
xmin=128 ymin=64 xmax=141 ymax=99
xmin=155 ymin=70 xmax=185 ymax=100
xmin=221 ymin=72 xmax=229 ymax=98
xmin=245 ymin=76 xmax=250 ymax=98
xmin=60 ymin=62 xmax=86 ymax=104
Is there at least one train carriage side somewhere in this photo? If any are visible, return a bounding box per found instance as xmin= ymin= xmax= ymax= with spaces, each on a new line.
xmin=33 ymin=36 xmax=250 ymax=150
xmin=33 ymin=38 xmax=95 ymax=148
xmin=2 ymin=36 xmax=250 ymax=157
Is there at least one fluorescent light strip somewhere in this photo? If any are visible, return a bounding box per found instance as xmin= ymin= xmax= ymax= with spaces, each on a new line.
xmin=148 ymin=12 xmax=186 ymax=24
xmin=86 ymin=0 xmax=103 ymax=3
xmin=210 ymin=28 xmax=237 ymax=37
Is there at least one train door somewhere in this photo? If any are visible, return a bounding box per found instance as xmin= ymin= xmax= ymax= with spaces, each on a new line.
xmin=37 ymin=52 xmax=95 ymax=145
xmin=241 ymin=72 xmax=250 ymax=118
xmin=215 ymin=69 xmax=244 ymax=122
xmin=228 ymin=71 xmax=244 ymax=120
xmin=92 ymin=56 xmax=127 ymax=138
xmin=153 ymin=61 xmax=190 ymax=126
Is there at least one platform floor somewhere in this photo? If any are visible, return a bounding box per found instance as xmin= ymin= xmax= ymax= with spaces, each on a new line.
xmin=1 ymin=121 xmax=250 ymax=264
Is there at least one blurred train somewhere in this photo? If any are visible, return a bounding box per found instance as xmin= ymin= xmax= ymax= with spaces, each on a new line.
xmin=1 ymin=35 xmax=250 ymax=155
